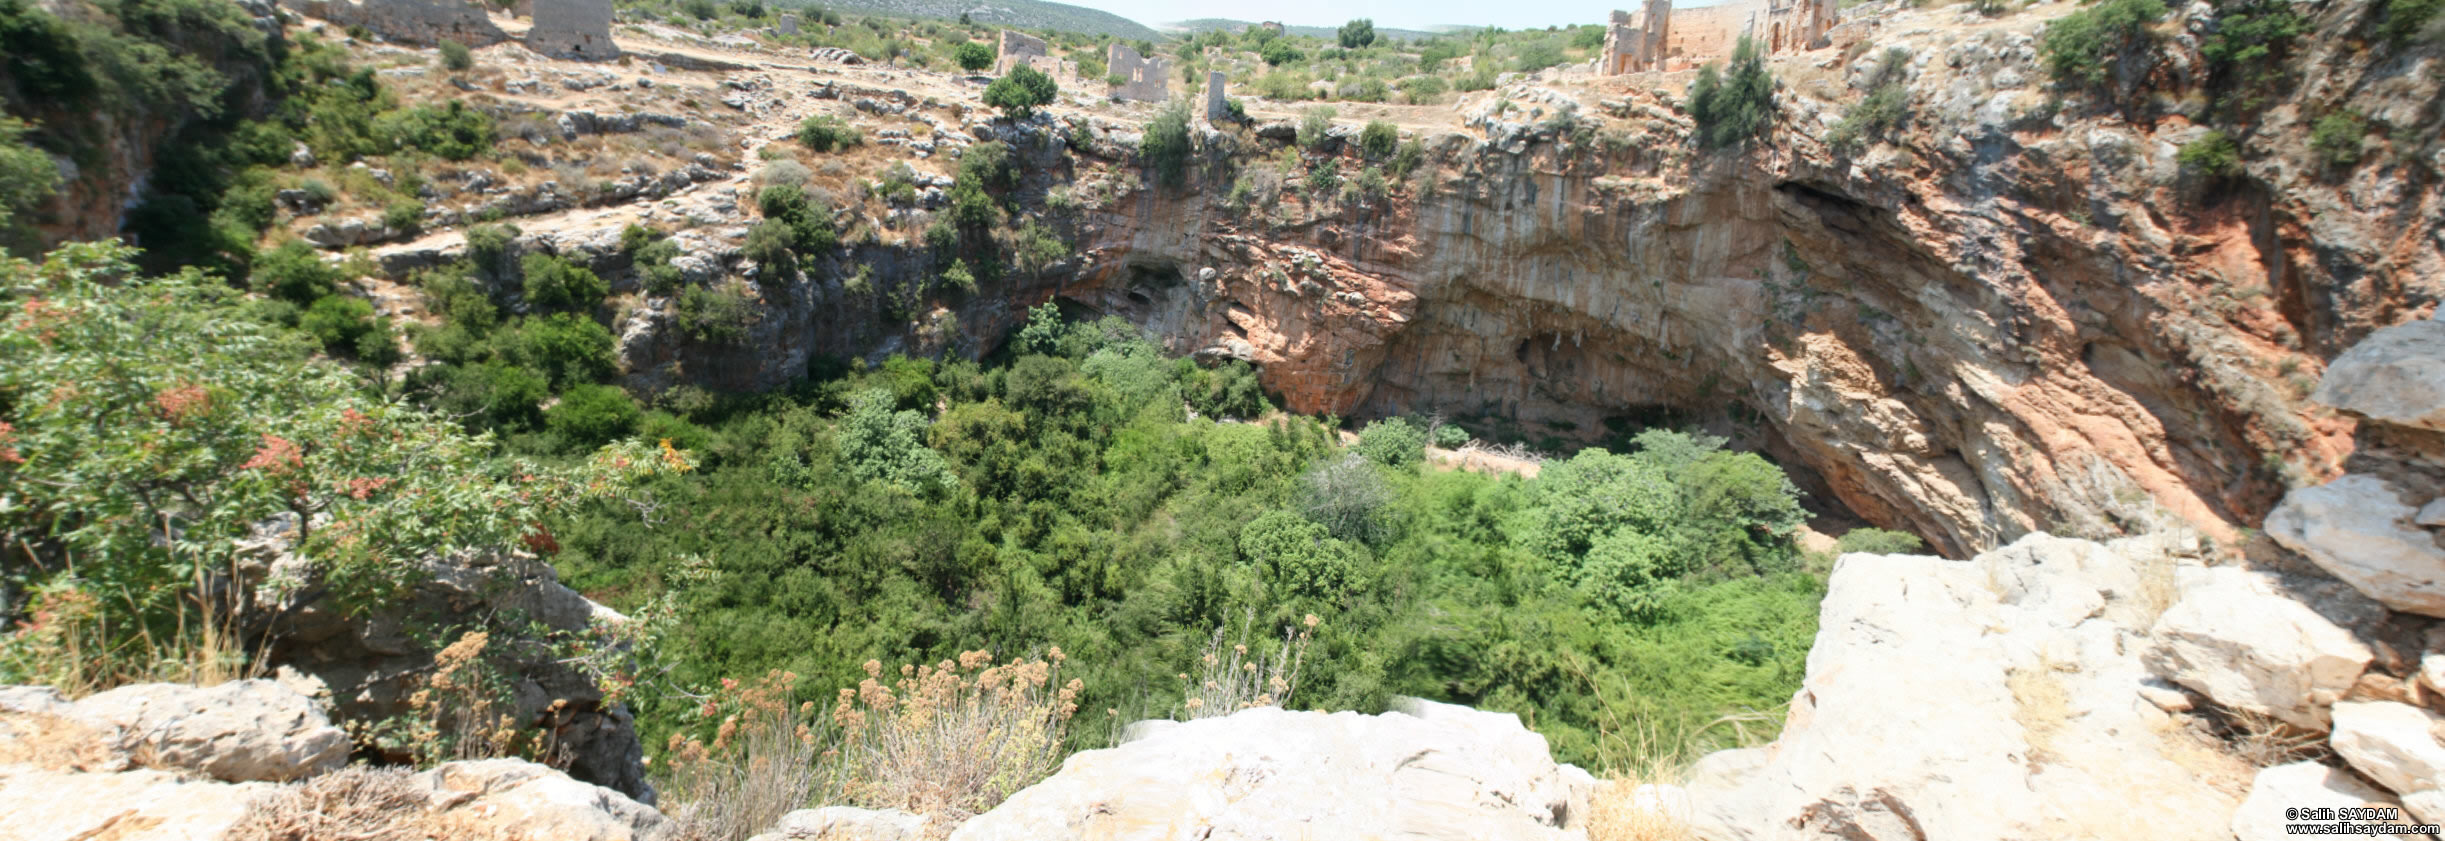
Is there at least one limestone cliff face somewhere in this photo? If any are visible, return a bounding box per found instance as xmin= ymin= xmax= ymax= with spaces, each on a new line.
xmin=1025 ymin=0 xmax=2442 ymax=558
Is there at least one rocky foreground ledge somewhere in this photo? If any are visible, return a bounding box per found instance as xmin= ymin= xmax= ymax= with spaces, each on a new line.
xmin=6 ymin=529 xmax=2436 ymax=841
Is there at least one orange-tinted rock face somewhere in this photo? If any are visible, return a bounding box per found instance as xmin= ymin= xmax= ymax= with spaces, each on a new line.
xmin=1039 ymin=1 xmax=2440 ymax=558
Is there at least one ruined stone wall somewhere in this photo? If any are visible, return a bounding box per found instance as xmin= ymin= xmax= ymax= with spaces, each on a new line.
xmin=1205 ymin=71 xmax=1229 ymax=122
xmin=276 ymin=0 xmax=507 ymax=47
xmin=1107 ymin=43 xmax=1169 ymax=102
xmin=1764 ymin=0 xmax=1838 ymax=52
xmin=527 ymin=0 xmax=616 ymax=60
xmin=1597 ymin=1 xmax=1671 ymax=75
xmin=994 ymin=30 xmax=1048 ymax=75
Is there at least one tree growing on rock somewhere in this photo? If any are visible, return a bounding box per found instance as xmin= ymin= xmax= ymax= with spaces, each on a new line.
xmin=1688 ymin=35 xmax=1775 ymax=150
xmin=983 ymin=65 xmax=1059 ymax=119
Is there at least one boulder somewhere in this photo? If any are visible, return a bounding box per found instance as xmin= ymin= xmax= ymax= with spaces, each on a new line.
xmin=947 ymin=699 xmax=1594 ymax=841
xmin=1682 ymin=534 xmax=2241 ymax=841
xmin=2231 ymin=761 xmax=2400 ymax=840
xmin=751 ymin=806 xmax=929 ymax=841
xmin=2331 ymin=701 xmax=2445 ymax=823
xmin=0 ymin=765 xmax=272 ymax=841
xmin=0 ymin=679 xmax=348 ymax=782
xmin=2314 ymin=319 xmax=2445 ymax=432
xmin=2143 ymin=566 xmax=2372 ymax=730
xmin=2266 ymin=474 xmax=2445 ymax=618
xmin=71 ymin=680 xmax=352 ymax=782
xmin=417 ymin=759 xmax=677 ymax=841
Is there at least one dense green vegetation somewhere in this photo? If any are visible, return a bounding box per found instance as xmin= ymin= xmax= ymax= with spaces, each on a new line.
xmin=525 ymin=304 xmax=1824 ymax=769
xmin=2038 ymin=0 xmax=2168 ymax=88
xmin=1688 ymin=36 xmax=1776 ymax=150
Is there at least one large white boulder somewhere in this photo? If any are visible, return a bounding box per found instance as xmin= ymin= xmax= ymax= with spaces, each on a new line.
xmin=2331 ymin=701 xmax=2445 ymax=824
xmin=2314 ymin=318 xmax=2445 ymax=432
xmin=752 ymin=806 xmax=930 ymax=841
xmin=2266 ymin=474 xmax=2445 ymax=618
xmin=2231 ymin=761 xmax=2402 ymax=840
xmin=0 ymin=679 xmax=349 ymax=782
xmin=947 ymin=699 xmax=1594 ymax=841
xmin=2144 ymin=565 xmax=2372 ymax=730
xmin=0 ymin=765 xmax=273 ymax=841
xmin=1682 ymin=534 xmax=2242 ymax=840
xmin=415 ymin=759 xmax=678 ymax=841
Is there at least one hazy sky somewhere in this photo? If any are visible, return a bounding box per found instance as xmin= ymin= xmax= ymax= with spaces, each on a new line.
xmin=1057 ymin=0 xmax=1659 ymax=33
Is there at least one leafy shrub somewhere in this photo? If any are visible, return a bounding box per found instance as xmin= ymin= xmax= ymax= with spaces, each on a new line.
xmin=1688 ymin=36 xmax=1774 ymax=150
xmin=1833 ymin=528 xmax=1924 ymax=555
xmin=1355 ymin=417 xmax=1425 ymax=468
xmin=955 ymin=41 xmax=994 ymax=72
xmin=983 ymin=65 xmax=1058 ymax=119
xmin=506 ymin=311 xmax=616 ymax=388
xmin=675 ymin=281 xmax=757 ymax=344
xmin=376 ymin=101 xmax=496 ymax=161
xmin=1432 ymin=423 xmax=1469 ymax=448
xmin=1358 ymin=120 xmax=1397 ymax=159
xmin=2198 ymin=0 xmax=2306 ymax=103
xmin=2309 ymin=110 xmax=2366 ymax=167
xmin=299 ymin=294 xmax=398 ymax=364
xmin=466 ymin=222 xmax=521 ymax=280
xmin=959 ymin=140 xmax=1019 ymax=194
xmin=755 ymin=182 xmax=839 ymax=255
xmin=253 ymin=240 xmax=340 ymax=304
xmin=1260 ymin=39 xmax=1303 ymax=66
xmin=2177 ymin=129 xmax=2243 ymax=176
xmin=743 ymin=219 xmax=798 ymax=282
xmin=1240 ymin=510 xmax=1364 ymax=603
xmin=1828 ymin=48 xmax=1910 ymax=151
xmin=2038 ymin=0 xmax=2168 ymax=88
xmin=1305 ymin=159 xmax=1340 ymax=198
xmin=837 ymin=388 xmax=957 ymax=493
xmin=1390 ymin=139 xmax=1425 ymax=180
xmin=0 ymin=117 xmax=59 ymax=246
xmin=2382 ymin=0 xmax=2443 ymax=41
xmin=797 ymin=115 xmax=863 ymax=152
xmin=548 ymin=384 xmax=643 ymax=446
xmin=1140 ymin=99 xmax=1194 ymax=189
xmin=635 ymin=239 xmax=685 ymax=296
xmin=0 ymin=242 xmax=668 ymax=690
xmin=520 ymin=253 xmax=608 ymax=311
xmin=438 ymin=39 xmax=473 ymax=71
xmin=1298 ymin=105 xmax=1338 ymax=151
xmin=1299 ymin=453 xmax=1393 ymax=545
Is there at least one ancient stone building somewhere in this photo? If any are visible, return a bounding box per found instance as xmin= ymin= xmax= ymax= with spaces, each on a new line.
xmin=1762 ymin=0 xmax=1837 ymax=52
xmin=1259 ymin=21 xmax=1285 ymax=35
xmin=527 ymin=0 xmax=617 ymax=60
xmin=1106 ymin=43 xmax=1169 ymax=103
xmin=1205 ymin=71 xmax=1229 ymax=122
xmin=993 ymin=30 xmax=1049 ymax=75
xmin=276 ymin=0 xmax=507 ymax=47
xmin=1596 ymin=1 xmax=1670 ymax=75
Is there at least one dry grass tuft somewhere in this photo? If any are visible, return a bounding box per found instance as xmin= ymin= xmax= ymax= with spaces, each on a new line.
xmin=663 ymin=670 xmax=832 ymax=841
xmin=2008 ymin=659 xmax=2076 ymax=761
xmin=1587 ymin=774 xmax=1697 ymax=841
xmin=829 ymin=649 xmax=1078 ymax=818
xmin=2217 ymin=708 xmax=2328 ymax=768
xmin=224 ymin=766 xmax=439 ymax=841
xmin=1174 ymin=613 xmax=1316 ymax=721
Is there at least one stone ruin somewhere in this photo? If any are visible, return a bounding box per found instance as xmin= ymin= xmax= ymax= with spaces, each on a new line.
xmin=1596 ymin=0 xmax=1670 ymax=75
xmin=1259 ymin=21 xmax=1285 ymax=35
xmin=1205 ymin=71 xmax=1229 ymax=123
xmin=993 ymin=30 xmax=1049 ymax=75
xmin=527 ymin=0 xmax=617 ymax=60
xmin=775 ymin=12 xmax=798 ymax=35
xmin=1106 ymin=43 xmax=1169 ymax=103
xmin=276 ymin=0 xmax=507 ymax=48
xmin=1761 ymin=0 xmax=1838 ymax=53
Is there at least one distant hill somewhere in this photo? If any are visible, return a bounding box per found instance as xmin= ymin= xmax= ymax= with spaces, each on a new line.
xmin=788 ymin=0 xmax=1165 ymax=40
xmin=1165 ymin=18 xmax=1471 ymax=43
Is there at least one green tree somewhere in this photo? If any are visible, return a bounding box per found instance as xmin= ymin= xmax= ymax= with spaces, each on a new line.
xmin=0 ymin=117 xmax=59 ymax=247
xmin=548 ymin=384 xmax=643 ymax=446
xmin=0 ymin=242 xmax=671 ymax=685
xmin=2177 ymin=129 xmax=2243 ymax=176
xmin=955 ymin=41 xmax=994 ymax=72
xmin=1337 ymin=18 xmax=1376 ymax=49
xmin=2038 ymin=0 xmax=2168 ymax=88
xmin=252 ymin=240 xmax=340 ymax=304
xmin=1358 ymin=120 xmax=1397 ymax=159
xmin=1355 ymin=417 xmax=1425 ymax=468
xmin=1259 ymin=39 xmax=1303 ymax=66
xmin=983 ymin=65 xmax=1059 ymax=119
xmin=1687 ymin=36 xmax=1774 ymax=149
xmin=520 ymin=253 xmax=607 ymax=312
xmin=1140 ymin=99 xmax=1194 ymax=189
xmin=1238 ymin=510 xmax=1362 ymax=603
xmin=506 ymin=312 xmax=616 ymax=389
xmin=836 ymin=388 xmax=957 ymax=493
xmin=2309 ymin=110 xmax=2366 ymax=168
